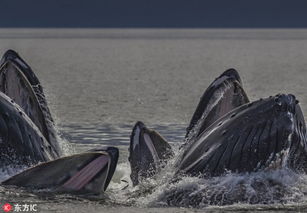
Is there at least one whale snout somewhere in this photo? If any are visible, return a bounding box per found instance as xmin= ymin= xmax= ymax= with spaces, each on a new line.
xmin=273 ymin=94 xmax=298 ymax=114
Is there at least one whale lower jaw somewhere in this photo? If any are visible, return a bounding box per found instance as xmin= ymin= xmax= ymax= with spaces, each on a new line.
xmin=2 ymin=148 xmax=119 ymax=195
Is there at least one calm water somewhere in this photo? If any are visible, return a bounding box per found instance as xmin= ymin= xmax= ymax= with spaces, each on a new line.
xmin=1 ymin=29 xmax=307 ymax=212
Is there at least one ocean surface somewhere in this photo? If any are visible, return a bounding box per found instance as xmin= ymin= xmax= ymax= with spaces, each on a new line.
xmin=1 ymin=29 xmax=307 ymax=212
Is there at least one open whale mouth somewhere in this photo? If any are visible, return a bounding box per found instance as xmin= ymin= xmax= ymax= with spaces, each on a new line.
xmin=61 ymin=154 xmax=111 ymax=191
xmin=129 ymin=121 xmax=173 ymax=186
xmin=2 ymin=147 xmax=119 ymax=194
xmin=185 ymin=68 xmax=249 ymax=143
xmin=0 ymin=50 xmax=48 ymax=137
xmin=0 ymin=49 xmax=60 ymax=159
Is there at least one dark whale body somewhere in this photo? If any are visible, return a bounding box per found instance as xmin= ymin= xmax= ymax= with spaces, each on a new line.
xmin=129 ymin=69 xmax=307 ymax=186
xmin=0 ymin=50 xmax=118 ymax=195
xmin=178 ymin=94 xmax=307 ymax=176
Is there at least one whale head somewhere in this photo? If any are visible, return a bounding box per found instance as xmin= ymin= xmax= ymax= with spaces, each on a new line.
xmin=2 ymin=147 xmax=119 ymax=194
xmin=129 ymin=121 xmax=173 ymax=185
xmin=178 ymin=94 xmax=307 ymax=176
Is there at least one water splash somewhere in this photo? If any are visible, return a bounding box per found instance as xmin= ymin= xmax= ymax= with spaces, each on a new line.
xmin=110 ymin=163 xmax=307 ymax=208
xmin=56 ymin=132 xmax=76 ymax=156
xmin=99 ymin=122 xmax=307 ymax=208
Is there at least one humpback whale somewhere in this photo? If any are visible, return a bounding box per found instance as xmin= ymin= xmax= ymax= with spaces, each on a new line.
xmin=129 ymin=69 xmax=307 ymax=185
xmin=0 ymin=50 xmax=61 ymax=167
xmin=0 ymin=50 xmax=118 ymax=195
xmin=129 ymin=121 xmax=173 ymax=185
xmin=3 ymin=147 xmax=118 ymax=194
xmin=0 ymin=49 xmax=59 ymax=151
xmin=178 ymin=94 xmax=307 ymax=176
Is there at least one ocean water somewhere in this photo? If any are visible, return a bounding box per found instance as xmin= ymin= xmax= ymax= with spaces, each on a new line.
xmin=1 ymin=29 xmax=307 ymax=212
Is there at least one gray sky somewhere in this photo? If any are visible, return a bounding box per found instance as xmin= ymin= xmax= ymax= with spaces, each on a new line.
xmin=1 ymin=0 xmax=307 ymax=28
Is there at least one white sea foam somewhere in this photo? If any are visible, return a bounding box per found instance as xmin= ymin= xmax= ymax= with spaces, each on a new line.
xmin=106 ymin=137 xmax=307 ymax=208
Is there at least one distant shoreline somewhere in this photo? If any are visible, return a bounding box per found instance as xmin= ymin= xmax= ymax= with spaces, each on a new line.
xmin=1 ymin=28 xmax=307 ymax=40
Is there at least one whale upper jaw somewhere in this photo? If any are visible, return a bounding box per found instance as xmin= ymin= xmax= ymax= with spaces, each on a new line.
xmin=178 ymin=94 xmax=307 ymax=177
xmin=185 ymin=68 xmax=249 ymax=144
